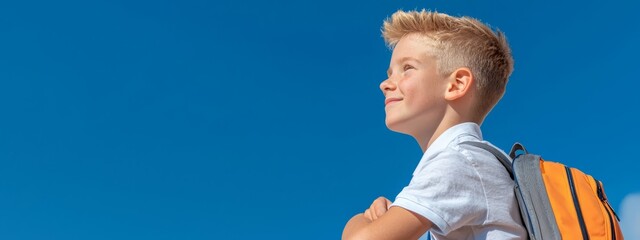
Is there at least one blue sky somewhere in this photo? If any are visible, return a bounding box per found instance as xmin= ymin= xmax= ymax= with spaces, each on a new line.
xmin=1 ymin=0 xmax=639 ymax=239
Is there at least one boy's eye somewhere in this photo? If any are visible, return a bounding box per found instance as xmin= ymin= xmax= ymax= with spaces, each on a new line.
xmin=403 ymin=65 xmax=415 ymax=71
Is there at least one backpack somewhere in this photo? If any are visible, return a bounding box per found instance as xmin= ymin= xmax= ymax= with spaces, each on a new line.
xmin=463 ymin=141 xmax=624 ymax=240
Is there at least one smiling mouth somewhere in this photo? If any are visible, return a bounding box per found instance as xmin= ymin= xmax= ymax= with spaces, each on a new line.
xmin=385 ymin=98 xmax=402 ymax=106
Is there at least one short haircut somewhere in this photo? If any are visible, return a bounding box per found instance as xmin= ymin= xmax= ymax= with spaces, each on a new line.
xmin=382 ymin=9 xmax=514 ymax=118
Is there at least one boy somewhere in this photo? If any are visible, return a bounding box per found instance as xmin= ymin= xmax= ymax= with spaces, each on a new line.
xmin=342 ymin=10 xmax=527 ymax=240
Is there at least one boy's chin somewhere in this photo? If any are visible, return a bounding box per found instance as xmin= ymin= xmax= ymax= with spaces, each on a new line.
xmin=385 ymin=122 xmax=413 ymax=135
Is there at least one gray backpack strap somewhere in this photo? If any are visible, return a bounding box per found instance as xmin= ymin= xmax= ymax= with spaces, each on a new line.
xmin=513 ymin=153 xmax=561 ymax=240
xmin=461 ymin=141 xmax=514 ymax=179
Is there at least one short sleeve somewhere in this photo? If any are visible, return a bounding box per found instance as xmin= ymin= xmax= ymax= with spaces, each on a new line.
xmin=390 ymin=150 xmax=488 ymax=235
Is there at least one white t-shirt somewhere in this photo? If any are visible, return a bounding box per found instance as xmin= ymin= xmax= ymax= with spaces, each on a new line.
xmin=390 ymin=123 xmax=526 ymax=240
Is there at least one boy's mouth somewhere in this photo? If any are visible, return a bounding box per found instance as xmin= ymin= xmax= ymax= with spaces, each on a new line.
xmin=385 ymin=98 xmax=403 ymax=106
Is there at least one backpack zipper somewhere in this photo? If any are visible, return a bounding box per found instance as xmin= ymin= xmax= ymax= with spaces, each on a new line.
xmin=597 ymin=180 xmax=618 ymax=240
xmin=596 ymin=181 xmax=620 ymax=221
xmin=565 ymin=166 xmax=589 ymax=240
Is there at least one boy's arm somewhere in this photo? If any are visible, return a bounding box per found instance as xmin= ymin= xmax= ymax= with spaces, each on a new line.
xmin=342 ymin=206 xmax=433 ymax=240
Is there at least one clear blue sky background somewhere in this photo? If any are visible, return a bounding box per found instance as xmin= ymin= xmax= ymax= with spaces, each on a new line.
xmin=1 ymin=0 xmax=639 ymax=239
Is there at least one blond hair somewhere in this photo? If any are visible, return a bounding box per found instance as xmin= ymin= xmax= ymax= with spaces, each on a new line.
xmin=382 ymin=9 xmax=513 ymax=118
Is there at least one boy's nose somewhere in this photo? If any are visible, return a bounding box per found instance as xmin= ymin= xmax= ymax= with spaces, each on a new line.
xmin=380 ymin=78 xmax=396 ymax=92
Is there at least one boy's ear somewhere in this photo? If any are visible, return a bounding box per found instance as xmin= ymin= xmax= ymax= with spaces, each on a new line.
xmin=444 ymin=68 xmax=474 ymax=101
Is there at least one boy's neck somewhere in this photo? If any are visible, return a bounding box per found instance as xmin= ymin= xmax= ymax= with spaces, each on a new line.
xmin=416 ymin=113 xmax=482 ymax=153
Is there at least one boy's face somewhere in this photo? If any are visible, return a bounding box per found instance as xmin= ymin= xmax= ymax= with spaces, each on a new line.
xmin=380 ymin=33 xmax=448 ymax=137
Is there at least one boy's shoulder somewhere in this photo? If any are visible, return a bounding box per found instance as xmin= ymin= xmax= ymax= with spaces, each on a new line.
xmin=394 ymin=123 xmax=523 ymax=238
xmin=395 ymin=122 xmax=520 ymax=237
xmin=417 ymin=122 xmax=508 ymax=178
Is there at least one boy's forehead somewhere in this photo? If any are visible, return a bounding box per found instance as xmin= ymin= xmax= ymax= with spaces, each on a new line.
xmin=391 ymin=34 xmax=437 ymax=62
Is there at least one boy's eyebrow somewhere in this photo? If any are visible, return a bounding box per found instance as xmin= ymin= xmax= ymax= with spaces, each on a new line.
xmin=398 ymin=56 xmax=422 ymax=63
